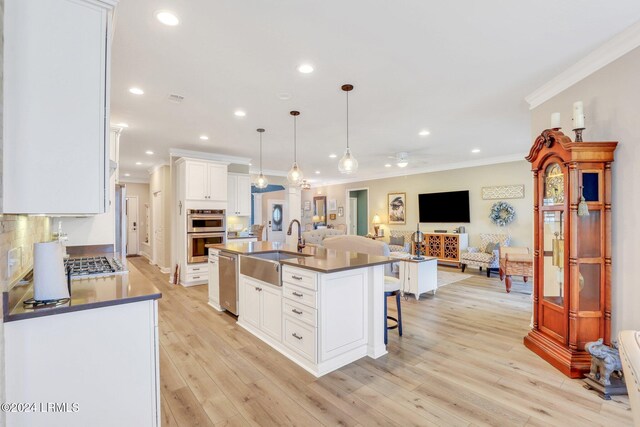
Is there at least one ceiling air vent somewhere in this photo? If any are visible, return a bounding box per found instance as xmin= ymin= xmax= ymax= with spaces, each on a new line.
xmin=167 ymin=94 xmax=185 ymax=104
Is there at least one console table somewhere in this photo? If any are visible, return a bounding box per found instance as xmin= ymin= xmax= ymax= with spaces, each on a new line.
xmin=413 ymin=233 xmax=468 ymax=266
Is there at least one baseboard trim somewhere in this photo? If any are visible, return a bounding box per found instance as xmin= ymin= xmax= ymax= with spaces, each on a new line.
xmin=160 ymin=267 xmax=171 ymax=274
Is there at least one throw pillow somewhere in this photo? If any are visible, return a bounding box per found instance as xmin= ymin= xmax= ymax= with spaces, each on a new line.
xmin=390 ymin=235 xmax=405 ymax=246
xmin=485 ymin=242 xmax=500 ymax=254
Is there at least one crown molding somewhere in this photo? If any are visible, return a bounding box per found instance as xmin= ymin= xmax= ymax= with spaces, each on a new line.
xmin=525 ymin=20 xmax=640 ymax=109
xmin=169 ymin=148 xmax=252 ymax=165
xmin=311 ymin=153 xmax=527 ymax=188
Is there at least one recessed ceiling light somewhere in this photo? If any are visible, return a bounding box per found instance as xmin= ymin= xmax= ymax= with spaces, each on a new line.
xmin=145 ymin=150 xmax=154 ymax=155
xmin=155 ymin=10 xmax=179 ymax=26
xmin=329 ymin=153 xmax=337 ymax=159
xmin=115 ymin=122 xmax=129 ymax=128
xmin=315 ymin=170 xmax=320 ymax=174
xmin=135 ymin=162 xmax=142 ymax=165
xmin=297 ymin=64 xmax=314 ymax=74
xmin=129 ymin=87 xmax=144 ymax=95
xmin=199 ymin=135 xmax=209 ymax=140
xmin=471 ymin=148 xmax=481 ymax=153
xmin=385 ymin=164 xmax=392 ymax=168
xmin=124 ymin=173 xmax=130 ymax=177
xmin=234 ymin=110 xmax=246 ymax=117
xmin=248 ymin=162 xmax=252 ymax=166
xmin=419 ymin=130 xmax=431 ymax=136
xmin=278 ymin=92 xmax=292 ymax=100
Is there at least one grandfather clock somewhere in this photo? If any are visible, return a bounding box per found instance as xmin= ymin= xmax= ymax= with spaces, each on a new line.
xmin=524 ymin=129 xmax=617 ymax=378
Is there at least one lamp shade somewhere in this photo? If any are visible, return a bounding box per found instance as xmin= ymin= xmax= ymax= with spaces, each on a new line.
xmin=372 ymin=214 xmax=381 ymax=224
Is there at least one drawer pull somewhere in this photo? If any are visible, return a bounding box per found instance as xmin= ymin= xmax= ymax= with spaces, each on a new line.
xmin=192 ymin=268 xmax=200 ymax=271
xmin=292 ymin=291 xmax=303 ymax=297
xmin=255 ymin=287 xmax=262 ymax=292
xmin=291 ymin=275 xmax=303 ymax=280
xmin=192 ymin=276 xmax=200 ymax=279
xmin=291 ymin=308 xmax=303 ymax=315
xmin=292 ymin=333 xmax=303 ymax=340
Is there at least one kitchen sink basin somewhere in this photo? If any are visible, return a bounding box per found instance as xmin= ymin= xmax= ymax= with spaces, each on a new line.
xmin=240 ymin=251 xmax=310 ymax=286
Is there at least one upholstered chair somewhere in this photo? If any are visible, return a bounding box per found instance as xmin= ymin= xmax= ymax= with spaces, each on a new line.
xmin=619 ymin=330 xmax=640 ymax=427
xmin=323 ymin=235 xmax=402 ymax=344
xmin=460 ymin=233 xmax=511 ymax=277
xmin=388 ymin=230 xmax=413 ymax=255
xmin=250 ymin=224 xmax=265 ymax=241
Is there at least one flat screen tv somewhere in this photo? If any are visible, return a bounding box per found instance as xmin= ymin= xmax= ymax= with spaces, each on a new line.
xmin=418 ymin=190 xmax=470 ymax=223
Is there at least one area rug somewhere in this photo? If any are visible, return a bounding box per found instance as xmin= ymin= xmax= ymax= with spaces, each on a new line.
xmin=437 ymin=270 xmax=472 ymax=287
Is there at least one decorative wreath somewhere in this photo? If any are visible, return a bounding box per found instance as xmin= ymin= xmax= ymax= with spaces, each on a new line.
xmin=489 ymin=201 xmax=516 ymax=227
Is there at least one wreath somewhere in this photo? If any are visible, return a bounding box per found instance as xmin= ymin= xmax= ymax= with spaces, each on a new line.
xmin=489 ymin=201 xmax=516 ymax=227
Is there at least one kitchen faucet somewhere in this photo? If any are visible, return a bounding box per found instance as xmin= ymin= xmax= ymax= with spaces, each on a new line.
xmin=286 ymin=219 xmax=305 ymax=252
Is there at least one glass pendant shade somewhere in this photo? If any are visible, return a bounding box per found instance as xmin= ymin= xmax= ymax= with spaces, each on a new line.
xmin=255 ymin=173 xmax=268 ymax=189
xmin=287 ymin=162 xmax=303 ymax=185
xmin=338 ymin=147 xmax=358 ymax=174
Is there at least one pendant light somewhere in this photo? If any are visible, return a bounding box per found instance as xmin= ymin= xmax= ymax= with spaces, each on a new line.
xmin=338 ymin=84 xmax=358 ymax=174
xmin=254 ymin=128 xmax=268 ymax=189
xmin=287 ymin=110 xmax=304 ymax=185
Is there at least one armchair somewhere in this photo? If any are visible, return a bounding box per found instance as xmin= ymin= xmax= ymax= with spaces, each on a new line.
xmin=460 ymin=233 xmax=511 ymax=277
xmin=388 ymin=230 xmax=412 ymax=255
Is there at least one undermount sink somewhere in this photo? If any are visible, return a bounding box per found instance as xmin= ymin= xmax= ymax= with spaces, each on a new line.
xmin=240 ymin=251 xmax=309 ymax=286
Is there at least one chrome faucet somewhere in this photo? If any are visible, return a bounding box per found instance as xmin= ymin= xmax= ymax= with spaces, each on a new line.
xmin=286 ymin=219 xmax=305 ymax=252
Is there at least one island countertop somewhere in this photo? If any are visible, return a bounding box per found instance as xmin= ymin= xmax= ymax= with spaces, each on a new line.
xmin=207 ymin=241 xmax=396 ymax=274
xmin=3 ymin=261 xmax=162 ymax=323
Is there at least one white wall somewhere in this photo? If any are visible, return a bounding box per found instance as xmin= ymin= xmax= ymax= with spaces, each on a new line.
xmin=302 ymin=161 xmax=533 ymax=249
xmin=531 ymin=46 xmax=640 ymax=334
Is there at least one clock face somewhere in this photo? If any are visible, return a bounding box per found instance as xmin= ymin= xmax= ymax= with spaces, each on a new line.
xmin=544 ymin=163 xmax=564 ymax=206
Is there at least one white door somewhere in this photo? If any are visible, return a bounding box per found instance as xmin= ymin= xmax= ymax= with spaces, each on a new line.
xmin=242 ymin=280 xmax=261 ymax=329
xmin=236 ymin=175 xmax=252 ymax=216
xmin=152 ymin=191 xmax=164 ymax=267
xmin=185 ymin=162 xmax=207 ymax=200
xmin=261 ymin=286 xmax=282 ymax=341
xmin=208 ymin=164 xmax=228 ymax=201
xmin=268 ymin=200 xmax=286 ymax=243
xmin=227 ymin=175 xmax=238 ymax=215
xmin=349 ymin=197 xmax=358 ymax=235
xmin=125 ymin=196 xmax=139 ymax=255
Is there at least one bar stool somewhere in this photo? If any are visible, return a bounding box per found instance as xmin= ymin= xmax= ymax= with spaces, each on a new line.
xmin=384 ymin=276 xmax=403 ymax=344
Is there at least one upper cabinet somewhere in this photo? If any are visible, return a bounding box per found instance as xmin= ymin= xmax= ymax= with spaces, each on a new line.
xmin=2 ymin=0 xmax=118 ymax=214
xmin=227 ymin=174 xmax=251 ymax=216
xmin=178 ymin=159 xmax=228 ymax=203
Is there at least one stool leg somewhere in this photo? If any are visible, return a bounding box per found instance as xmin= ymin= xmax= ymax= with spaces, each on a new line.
xmin=384 ymin=293 xmax=388 ymax=345
xmin=396 ymin=292 xmax=402 ymax=337
xmin=506 ymin=275 xmax=512 ymax=293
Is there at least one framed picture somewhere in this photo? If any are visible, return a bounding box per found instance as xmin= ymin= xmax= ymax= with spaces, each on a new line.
xmin=337 ymin=207 xmax=344 ymax=217
xmin=303 ymin=200 xmax=311 ymax=211
xmin=388 ymin=192 xmax=406 ymax=225
xmin=328 ymin=199 xmax=337 ymax=211
xmin=329 ymin=213 xmax=336 ymax=220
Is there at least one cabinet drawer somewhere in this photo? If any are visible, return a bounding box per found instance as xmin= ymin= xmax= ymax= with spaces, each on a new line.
xmin=283 ymin=299 xmax=317 ymax=327
xmin=283 ymin=316 xmax=316 ymax=363
xmin=187 ymin=264 xmax=208 ymax=274
xmin=283 ymin=282 xmax=317 ymax=309
xmin=186 ymin=272 xmax=207 ymax=282
xmin=282 ymin=266 xmax=317 ymax=290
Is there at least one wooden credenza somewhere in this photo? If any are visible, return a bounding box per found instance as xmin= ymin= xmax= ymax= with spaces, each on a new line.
xmin=413 ymin=233 xmax=468 ymax=266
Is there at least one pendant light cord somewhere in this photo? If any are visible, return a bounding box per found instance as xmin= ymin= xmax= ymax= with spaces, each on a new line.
xmin=346 ymin=91 xmax=350 ymax=149
xmin=259 ymin=132 xmax=263 ymax=174
xmin=294 ymin=115 xmax=297 ymax=163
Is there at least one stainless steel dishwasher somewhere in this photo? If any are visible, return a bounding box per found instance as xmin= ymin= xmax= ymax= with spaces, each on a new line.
xmin=218 ymin=251 xmax=239 ymax=315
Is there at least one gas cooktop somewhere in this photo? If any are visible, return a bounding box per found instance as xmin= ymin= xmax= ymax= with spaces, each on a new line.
xmin=64 ymin=256 xmax=124 ymax=278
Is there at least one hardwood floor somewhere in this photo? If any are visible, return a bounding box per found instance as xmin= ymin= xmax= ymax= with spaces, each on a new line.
xmin=129 ymin=258 xmax=633 ymax=426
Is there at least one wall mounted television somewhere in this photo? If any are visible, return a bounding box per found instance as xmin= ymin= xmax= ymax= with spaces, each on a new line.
xmin=418 ymin=190 xmax=470 ymax=223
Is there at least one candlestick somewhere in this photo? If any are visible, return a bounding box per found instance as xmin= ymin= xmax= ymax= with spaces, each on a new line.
xmin=572 ymin=101 xmax=585 ymax=129
xmin=551 ymin=112 xmax=561 ymax=129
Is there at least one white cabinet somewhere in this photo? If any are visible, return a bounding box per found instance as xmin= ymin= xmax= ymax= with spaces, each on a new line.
xmin=208 ymin=252 xmax=224 ymax=311
xmin=181 ymin=159 xmax=228 ymax=202
xmin=239 ymin=276 xmax=282 ymax=341
xmin=3 ymin=0 xmax=116 ymax=214
xmin=398 ymin=257 xmax=438 ymax=300
xmin=227 ymin=173 xmax=251 ymax=216
xmin=5 ymin=300 xmax=159 ymax=426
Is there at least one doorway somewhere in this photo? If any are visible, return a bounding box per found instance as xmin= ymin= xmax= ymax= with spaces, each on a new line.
xmin=152 ymin=191 xmax=164 ymax=268
xmin=347 ymin=189 xmax=369 ymax=236
xmin=125 ymin=196 xmax=139 ymax=255
xmin=268 ymin=199 xmax=286 ymax=243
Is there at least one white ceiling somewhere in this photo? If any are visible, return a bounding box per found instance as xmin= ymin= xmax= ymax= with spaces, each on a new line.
xmin=111 ymin=1 xmax=640 ymax=183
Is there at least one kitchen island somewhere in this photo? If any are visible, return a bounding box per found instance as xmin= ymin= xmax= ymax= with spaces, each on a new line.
xmin=2 ymin=261 xmax=162 ymax=427
xmin=208 ymin=241 xmax=396 ymax=377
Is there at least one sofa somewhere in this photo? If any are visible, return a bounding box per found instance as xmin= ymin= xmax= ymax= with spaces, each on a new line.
xmin=460 ymin=233 xmax=511 ymax=277
xmin=388 ymin=230 xmax=413 ymax=254
xmin=302 ymin=228 xmax=346 ymax=247
xmin=619 ymin=330 xmax=640 ymax=427
xmin=323 ymin=235 xmax=394 ymax=276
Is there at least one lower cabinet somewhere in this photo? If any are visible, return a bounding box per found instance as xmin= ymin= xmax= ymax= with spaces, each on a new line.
xmin=283 ymin=315 xmax=317 ymax=362
xmin=240 ymin=276 xmax=281 ymax=341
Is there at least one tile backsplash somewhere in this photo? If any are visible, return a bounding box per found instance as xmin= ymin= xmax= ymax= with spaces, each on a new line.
xmin=0 ymin=215 xmax=52 ymax=291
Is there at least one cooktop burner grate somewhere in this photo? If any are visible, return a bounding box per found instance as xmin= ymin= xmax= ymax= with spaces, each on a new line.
xmin=64 ymin=256 xmax=122 ymax=277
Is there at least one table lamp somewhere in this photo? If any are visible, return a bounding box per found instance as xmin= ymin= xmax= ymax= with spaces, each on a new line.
xmin=372 ymin=214 xmax=381 ymax=237
xmin=411 ymin=223 xmax=425 ymax=260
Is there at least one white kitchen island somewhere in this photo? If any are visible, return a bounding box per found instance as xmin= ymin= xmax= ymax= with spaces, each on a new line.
xmin=209 ymin=242 xmax=395 ymax=377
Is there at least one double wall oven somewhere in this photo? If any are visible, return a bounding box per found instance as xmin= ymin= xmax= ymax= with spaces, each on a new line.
xmin=187 ymin=209 xmax=226 ymax=264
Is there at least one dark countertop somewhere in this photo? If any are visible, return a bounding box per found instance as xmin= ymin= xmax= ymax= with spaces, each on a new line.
xmin=3 ymin=261 xmax=162 ymax=323
xmin=207 ymin=241 xmax=396 ymax=274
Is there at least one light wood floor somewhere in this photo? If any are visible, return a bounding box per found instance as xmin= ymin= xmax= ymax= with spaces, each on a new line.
xmin=129 ymin=258 xmax=633 ymax=426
